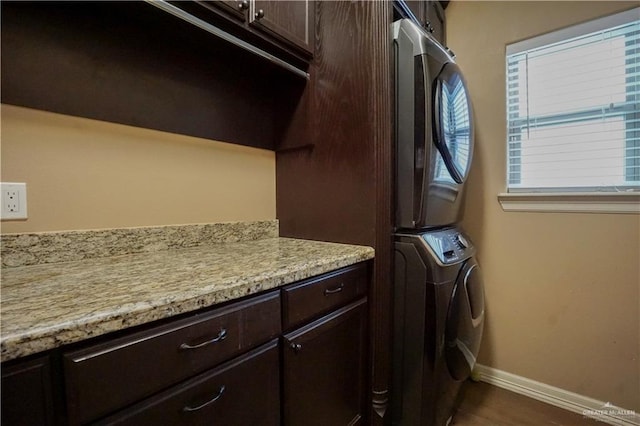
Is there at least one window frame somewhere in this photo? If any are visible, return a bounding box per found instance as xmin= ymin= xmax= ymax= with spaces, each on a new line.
xmin=500 ymin=7 xmax=640 ymax=213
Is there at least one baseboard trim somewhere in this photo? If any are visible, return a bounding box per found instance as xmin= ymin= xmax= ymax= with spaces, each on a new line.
xmin=473 ymin=364 xmax=639 ymax=426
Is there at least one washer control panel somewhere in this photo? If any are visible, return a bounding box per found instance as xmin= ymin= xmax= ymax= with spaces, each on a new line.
xmin=421 ymin=228 xmax=474 ymax=265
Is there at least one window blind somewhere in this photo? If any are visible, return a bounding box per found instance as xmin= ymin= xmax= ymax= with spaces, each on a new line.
xmin=435 ymin=73 xmax=472 ymax=183
xmin=506 ymin=8 xmax=639 ymax=192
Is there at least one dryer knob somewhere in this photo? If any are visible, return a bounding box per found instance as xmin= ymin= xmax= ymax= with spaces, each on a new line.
xmin=457 ymin=234 xmax=469 ymax=249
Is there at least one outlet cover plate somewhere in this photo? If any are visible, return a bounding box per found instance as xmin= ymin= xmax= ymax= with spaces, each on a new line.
xmin=1 ymin=182 xmax=28 ymax=220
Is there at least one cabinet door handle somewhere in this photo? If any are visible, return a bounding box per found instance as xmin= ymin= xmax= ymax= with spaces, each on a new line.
xmin=324 ymin=283 xmax=344 ymax=295
xmin=237 ymin=0 xmax=249 ymax=11
xmin=182 ymin=385 xmax=226 ymax=412
xmin=290 ymin=342 xmax=303 ymax=353
xmin=255 ymin=9 xmax=265 ymax=19
xmin=179 ymin=328 xmax=227 ymax=350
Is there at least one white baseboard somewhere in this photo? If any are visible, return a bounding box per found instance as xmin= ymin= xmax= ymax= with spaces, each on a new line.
xmin=472 ymin=364 xmax=639 ymax=426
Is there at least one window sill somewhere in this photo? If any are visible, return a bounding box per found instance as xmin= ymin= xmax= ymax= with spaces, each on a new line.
xmin=497 ymin=192 xmax=640 ymax=214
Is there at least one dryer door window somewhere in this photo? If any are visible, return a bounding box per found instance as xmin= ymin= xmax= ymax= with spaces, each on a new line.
xmin=444 ymin=259 xmax=485 ymax=381
xmin=433 ymin=63 xmax=474 ymax=184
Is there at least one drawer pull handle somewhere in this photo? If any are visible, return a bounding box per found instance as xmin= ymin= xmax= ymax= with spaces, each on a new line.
xmin=179 ymin=328 xmax=227 ymax=350
xmin=324 ymin=283 xmax=344 ymax=295
xmin=182 ymin=385 xmax=226 ymax=412
xmin=290 ymin=342 xmax=303 ymax=353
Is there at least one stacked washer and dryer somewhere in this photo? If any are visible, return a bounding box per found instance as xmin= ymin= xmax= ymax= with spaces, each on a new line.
xmin=391 ymin=18 xmax=485 ymax=426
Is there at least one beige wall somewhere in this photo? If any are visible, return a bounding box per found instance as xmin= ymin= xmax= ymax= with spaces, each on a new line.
xmin=0 ymin=105 xmax=276 ymax=233
xmin=447 ymin=1 xmax=640 ymax=411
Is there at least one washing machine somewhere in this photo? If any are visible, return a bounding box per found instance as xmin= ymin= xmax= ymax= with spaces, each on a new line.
xmin=392 ymin=227 xmax=485 ymax=426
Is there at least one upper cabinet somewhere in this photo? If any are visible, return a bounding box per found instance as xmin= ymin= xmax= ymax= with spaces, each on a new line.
xmin=204 ymin=1 xmax=249 ymax=21
xmin=1 ymin=1 xmax=311 ymax=151
xmin=196 ymin=0 xmax=315 ymax=58
xmin=425 ymin=0 xmax=446 ymax=45
xmin=250 ymin=1 xmax=314 ymax=55
xmin=403 ymin=0 xmax=446 ymax=45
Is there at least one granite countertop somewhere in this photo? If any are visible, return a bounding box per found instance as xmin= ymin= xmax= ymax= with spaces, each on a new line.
xmin=1 ymin=237 xmax=374 ymax=362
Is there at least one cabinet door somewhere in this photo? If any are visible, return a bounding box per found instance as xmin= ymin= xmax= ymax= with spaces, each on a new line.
xmin=404 ymin=1 xmax=428 ymax=27
xmin=1 ymin=355 xmax=54 ymax=426
xmin=403 ymin=1 xmax=446 ymax=45
xmin=250 ymin=0 xmax=313 ymax=55
xmin=200 ymin=0 xmax=248 ymax=22
xmin=283 ymin=299 xmax=367 ymax=426
xmin=426 ymin=0 xmax=446 ymax=44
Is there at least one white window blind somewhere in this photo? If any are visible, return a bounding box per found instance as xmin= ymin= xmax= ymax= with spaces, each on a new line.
xmin=506 ymin=8 xmax=640 ymax=192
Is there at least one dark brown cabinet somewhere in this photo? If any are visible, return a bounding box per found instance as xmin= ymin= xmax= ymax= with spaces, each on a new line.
xmin=403 ymin=0 xmax=446 ymax=44
xmin=63 ymin=291 xmax=281 ymax=424
xmin=1 ymin=262 xmax=371 ymax=425
xmin=404 ymin=1 xmax=427 ymax=25
xmin=1 ymin=355 xmax=55 ymax=426
xmin=1 ymin=2 xmax=311 ymax=153
xmin=425 ymin=0 xmax=446 ymax=45
xmin=281 ymin=263 xmax=369 ymax=426
xmin=199 ymin=0 xmax=314 ymax=56
xmin=203 ymin=0 xmax=248 ymax=22
xmin=282 ymin=263 xmax=368 ymax=330
xmin=276 ymin=2 xmax=393 ymax=423
xmin=95 ymin=340 xmax=280 ymax=426
xmin=283 ymin=299 xmax=367 ymax=426
xmin=250 ymin=0 xmax=314 ymax=55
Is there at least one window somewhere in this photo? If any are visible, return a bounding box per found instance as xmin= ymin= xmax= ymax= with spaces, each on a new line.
xmin=506 ymin=8 xmax=639 ymax=192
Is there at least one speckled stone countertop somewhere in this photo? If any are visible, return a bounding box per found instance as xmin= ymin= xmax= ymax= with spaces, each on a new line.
xmin=1 ymin=237 xmax=374 ymax=362
xmin=1 ymin=220 xmax=279 ymax=268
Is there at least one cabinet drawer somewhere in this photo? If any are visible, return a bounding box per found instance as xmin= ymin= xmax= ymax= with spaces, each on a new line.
xmin=282 ymin=263 xmax=368 ymax=330
xmin=64 ymin=291 xmax=280 ymax=425
xmin=95 ymin=339 xmax=280 ymax=426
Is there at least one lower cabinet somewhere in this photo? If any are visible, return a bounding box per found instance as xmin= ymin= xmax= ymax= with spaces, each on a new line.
xmin=0 ymin=261 xmax=370 ymax=426
xmin=1 ymin=355 xmax=55 ymax=426
xmin=283 ymin=299 xmax=368 ymax=426
xmin=63 ymin=291 xmax=282 ymax=424
xmin=95 ymin=340 xmax=280 ymax=426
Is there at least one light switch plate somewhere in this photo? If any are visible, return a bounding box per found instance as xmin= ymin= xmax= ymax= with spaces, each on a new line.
xmin=1 ymin=182 xmax=28 ymax=220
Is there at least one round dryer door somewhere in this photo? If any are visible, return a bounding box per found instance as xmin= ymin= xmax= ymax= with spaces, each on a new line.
xmin=445 ymin=258 xmax=485 ymax=381
xmin=433 ymin=62 xmax=474 ymax=184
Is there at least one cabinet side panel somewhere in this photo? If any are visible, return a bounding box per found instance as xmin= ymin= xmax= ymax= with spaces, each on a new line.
xmin=371 ymin=1 xmax=394 ymax=425
xmin=276 ymin=2 xmax=393 ymax=425
xmin=276 ymin=0 xmax=379 ymax=246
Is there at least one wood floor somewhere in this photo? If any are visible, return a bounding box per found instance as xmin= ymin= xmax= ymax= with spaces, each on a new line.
xmin=451 ymin=381 xmax=603 ymax=425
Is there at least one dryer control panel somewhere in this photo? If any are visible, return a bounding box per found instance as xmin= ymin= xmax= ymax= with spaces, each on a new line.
xmin=420 ymin=228 xmax=475 ymax=265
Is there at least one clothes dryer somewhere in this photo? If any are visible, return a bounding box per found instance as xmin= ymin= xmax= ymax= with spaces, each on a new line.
xmin=394 ymin=18 xmax=474 ymax=230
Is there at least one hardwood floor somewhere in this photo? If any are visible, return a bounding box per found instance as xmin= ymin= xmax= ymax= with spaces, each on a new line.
xmin=452 ymin=381 xmax=603 ymax=425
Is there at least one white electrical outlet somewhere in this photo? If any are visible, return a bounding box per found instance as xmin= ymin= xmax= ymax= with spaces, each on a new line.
xmin=1 ymin=183 xmax=28 ymax=220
